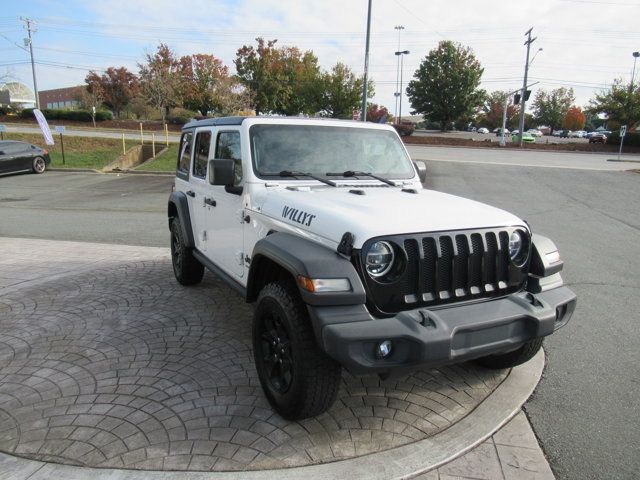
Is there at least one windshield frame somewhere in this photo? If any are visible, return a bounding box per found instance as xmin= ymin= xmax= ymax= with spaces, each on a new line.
xmin=248 ymin=123 xmax=416 ymax=182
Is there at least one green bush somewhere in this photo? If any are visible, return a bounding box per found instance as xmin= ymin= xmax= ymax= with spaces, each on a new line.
xmin=166 ymin=108 xmax=200 ymax=125
xmin=607 ymin=131 xmax=640 ymax=147
xmin=18 ymin=108 xmax=112 ymax=122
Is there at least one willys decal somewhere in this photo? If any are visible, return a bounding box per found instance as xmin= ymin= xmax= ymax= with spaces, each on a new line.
xmin=282 ymin=205 xmax=316 ymax=227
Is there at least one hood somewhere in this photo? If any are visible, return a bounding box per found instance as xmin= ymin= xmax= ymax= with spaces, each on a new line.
xmin=256 ymin=185 xmax=525 ymax=249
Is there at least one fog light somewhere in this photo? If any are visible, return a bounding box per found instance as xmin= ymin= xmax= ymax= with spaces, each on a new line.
xmin=376 ymin=340 xmax=393 ymax=359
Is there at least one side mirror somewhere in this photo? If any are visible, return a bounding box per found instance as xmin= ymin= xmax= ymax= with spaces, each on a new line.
xmin=208 ymin=158 xmax=235 ymax=186
xmin=413 ymin=161 xmax=427 ymax=183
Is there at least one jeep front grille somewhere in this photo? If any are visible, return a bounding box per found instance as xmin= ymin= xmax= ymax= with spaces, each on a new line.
xmin=357 ymin=228 xmax=530 ymax=315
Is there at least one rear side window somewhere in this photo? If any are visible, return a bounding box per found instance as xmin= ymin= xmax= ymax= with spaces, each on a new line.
xmin=177 ymin=132 xmax=193 ymax=179
xmin=215 ymin=131 xmax=242 ymax=185
xmin=193 ymin=131 xmax=212 ymax=179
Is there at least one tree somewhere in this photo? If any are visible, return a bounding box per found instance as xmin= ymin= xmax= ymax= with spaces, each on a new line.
xmin=366 ymin=103 xmax=392 ymax=123
xmin=406 ymin=41 xmax=485 ymax=131
xmin=478 ymin=90 xmax=519 ymax=129
xmin=235 ymin=38 xmax=287 ymax=115
xmin=587 ymin=79 xmax=640 ymax=130
xmin=215 ymin=76 xmax=253 ymax=116
xmin=531 ymin=87 xmax=575 ymax=133
xmin=563 ymin=106 xmax=586 ymax=131
xmin=319 ymin=62 xmax=372 ymax=119
xmin=235 ymin=38 xmax=321 ymax=116
xmin=179 ymin=54 xmax=229 ymax=115
xmin=139 ymin=43 xmax=181 ymax=124
xmin=85 ymin=67 xmax=139 ymax=118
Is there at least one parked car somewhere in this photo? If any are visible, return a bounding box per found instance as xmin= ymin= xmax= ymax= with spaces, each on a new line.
xmin=0 ymin=141 xmax=50 ymax=176
xmin=512 ymin=132 xmax=535 ymax=143
xmin=568 ymin=130 xmax=586 ymax=138
xmin=552 ymin=130 xmax=563 ymax=137
xmin=477 ymin=127 xmax=489 ymax=134
xmin=589 ymin=133 xmax=607 ymax=144
xmin=511 ymin=129 xmax=520 ymax=136
xmin=527 ymin=129 xmax=543 ymax=137
xmin=560 ymin=130 xmax=571 ymax=138
xmin=495 ymin=128 xmax=510 ymax=137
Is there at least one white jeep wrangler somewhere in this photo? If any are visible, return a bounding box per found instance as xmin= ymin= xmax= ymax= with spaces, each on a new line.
xmin=168 ymin=117 xmax=576 ymax=420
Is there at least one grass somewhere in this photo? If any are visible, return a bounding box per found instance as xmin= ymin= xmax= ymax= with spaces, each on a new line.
xmin=1 ymin=132 xmax=137 ymax=169
xmin=135 ymin=143 xmax=179 ymax=171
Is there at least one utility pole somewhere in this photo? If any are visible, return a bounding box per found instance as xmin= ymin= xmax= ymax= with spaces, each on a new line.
xmin=360 ymin=0 xmax=372 ymax=121
xmin=518 ymin=27 xmax=535 ymax=146
xmin=21 ymin=17 xmax=40 ymax=110
xmin=395 ymin=50 xmax=410 ymax=124
xmin=631 ymin=51 xmax=639 ymax=92
xmin=394 ymin=25 xmax=404 ymax=123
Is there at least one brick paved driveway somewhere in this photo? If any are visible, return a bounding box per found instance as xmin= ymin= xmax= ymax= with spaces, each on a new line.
xmin=0 ymin=239 xmax=506 ymax=471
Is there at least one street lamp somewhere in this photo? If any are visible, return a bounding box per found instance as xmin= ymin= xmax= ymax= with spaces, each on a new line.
xmin=394 ymin=25 xmax=404 ymax=123
xmin=631 ymin=51 xmax=639 ymax=91
xmin=395 ymin=50 xmax=410 ymax=124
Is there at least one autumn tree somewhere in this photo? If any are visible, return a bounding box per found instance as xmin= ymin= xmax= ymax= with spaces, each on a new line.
xmin=562 ymin=106 xmax=586 ymax=130
xmin=85 ymin=67 xmax=139 ymax=118
xmin=407 ymin=41 xmax=484 ymax=131
xmin=587 ymin=79 xmax=640 ymax=130
xmin=478 ymin=90 xmax=519 ymax=129
xmin=215 ymin=76 xmax=253 ymax=116
xmin=235 ymin=38 xmax=287 ymax=115
xmin=179 ymin=54 xmax=229 ymax=115
xmin=366 ymin=103 xmax=391 ymax=123
xmin=319 ymin=62 xmax=372 ymax=119
xmin=139 ymin=43 xmax=181 ymax=124
xmin=531 ymin=87 xmax=575 ymax=134
xmin=279 ymin=47 xmax=322 ymax=116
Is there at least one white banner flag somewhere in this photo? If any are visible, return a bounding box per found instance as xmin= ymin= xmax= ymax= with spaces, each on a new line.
xmin=33 ymin=109 xmax=55 ymax=146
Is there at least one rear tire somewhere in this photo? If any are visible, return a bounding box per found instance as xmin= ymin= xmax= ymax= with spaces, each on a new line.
xmin=253 ymin=281 xmax=341 ymax=419
xmin=32 ymin=156 xmax=46 ymax=174
xmin=475 ymin=338 xmax=544 ymax=369
xmin=170 ymin=217 xmax=204 ymax=285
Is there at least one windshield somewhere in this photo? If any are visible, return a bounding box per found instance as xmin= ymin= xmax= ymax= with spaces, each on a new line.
xmin=249 ymin=124 xmax=415 ymax=179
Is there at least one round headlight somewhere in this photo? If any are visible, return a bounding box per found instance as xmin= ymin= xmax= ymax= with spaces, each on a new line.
xmin=509 ymin=230 xmax=528 ymax=265
xmin=366 ymin=241 xmax=395 ymax=278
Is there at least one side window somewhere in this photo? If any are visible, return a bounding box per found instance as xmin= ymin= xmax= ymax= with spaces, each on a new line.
xmin=177 ymin=132 xmax=193 ymax=176
xmin=192 ymin=131 xmax=212 ymax=179
xmin=215 ymin=131 xmax=242 ymax=185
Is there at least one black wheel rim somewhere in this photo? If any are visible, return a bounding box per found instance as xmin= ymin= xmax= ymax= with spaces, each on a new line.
xmin=259 ymin=310 xmax=293 ymax=393
xmin=171 ymin=230 xmax=182 ymax=272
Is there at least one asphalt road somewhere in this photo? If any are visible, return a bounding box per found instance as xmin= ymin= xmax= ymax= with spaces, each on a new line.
xmin=0 ymin=150 xmax=639 ymax=479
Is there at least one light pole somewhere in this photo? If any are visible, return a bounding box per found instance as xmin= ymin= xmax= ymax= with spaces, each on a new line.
xmin=631 ymin=51 xmax=639 ymax=91
xmin=518 ymin=28 xmax=536 ymax=146
xmin=394 ymin=25 xmax=404 ymax=123
xmin=360 ymin=0 xmax=372 ymax=121
xmin=395 ymin=50 xmax=409 ymax=124
xmin=21 ymin=17 xmax=40 ymax=109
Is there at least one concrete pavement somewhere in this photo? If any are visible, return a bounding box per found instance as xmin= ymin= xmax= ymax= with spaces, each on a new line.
xmin=0 ymin=237 xmax=552 ymax=479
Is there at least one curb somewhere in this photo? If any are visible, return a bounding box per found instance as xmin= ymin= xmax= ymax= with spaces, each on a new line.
xmin=0 ymin=351 xmax=544 ymax=480
xmin=46 ymin=168 xmax=174 ymax=176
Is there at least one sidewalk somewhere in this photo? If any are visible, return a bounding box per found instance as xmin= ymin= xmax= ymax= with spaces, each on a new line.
xmin=0 ymin=237 xmax=555 ymax=480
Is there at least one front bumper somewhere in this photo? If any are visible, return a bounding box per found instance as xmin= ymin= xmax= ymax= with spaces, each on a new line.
xmin=308 ymin=286 xmax=576 ymax=374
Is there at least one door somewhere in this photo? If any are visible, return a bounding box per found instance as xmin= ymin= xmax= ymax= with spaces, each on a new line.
xmin=0 ymin=143 xmax=22 ymax=173
xmin=188 ymin=129 xmax=213 ymax=253
xmin=206 ymin=129 xmax=245 ymax=278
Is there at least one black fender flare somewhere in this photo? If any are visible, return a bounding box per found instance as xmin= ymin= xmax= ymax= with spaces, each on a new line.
xmin=247 ymin=232 xmax=366 ymax=307
xmin=527 ymin=234 xmax=564 ymax=293
xmin=168 ymin=191 xmax=195 ymax=249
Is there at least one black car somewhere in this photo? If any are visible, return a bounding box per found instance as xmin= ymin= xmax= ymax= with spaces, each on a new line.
xmin=0 ymin=141 xmax=51 ymax=175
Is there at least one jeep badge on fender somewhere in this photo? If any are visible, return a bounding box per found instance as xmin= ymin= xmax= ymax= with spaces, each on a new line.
xmin=168 ymin=117 xmax=577 ymax=420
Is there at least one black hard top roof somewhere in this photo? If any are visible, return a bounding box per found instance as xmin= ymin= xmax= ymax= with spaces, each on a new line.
xmin=182 ymin=116 xmax=247 ymax=130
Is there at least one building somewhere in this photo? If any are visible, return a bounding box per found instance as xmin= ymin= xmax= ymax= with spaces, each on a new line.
xmin=38 ymin=86 xmax=84 ymax=109
xmin=0 ymin=82 xmax=36 ymax=108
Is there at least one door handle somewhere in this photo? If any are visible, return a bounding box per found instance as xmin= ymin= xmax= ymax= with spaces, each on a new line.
xmin=204 ymin=197 xmax=216 ymax=207
xmin=186 ymin=190 xmax=195 ymax=197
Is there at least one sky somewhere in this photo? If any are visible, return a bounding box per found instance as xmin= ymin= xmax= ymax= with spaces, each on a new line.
xmin=1 ymin=0 xmax=639 ymax=118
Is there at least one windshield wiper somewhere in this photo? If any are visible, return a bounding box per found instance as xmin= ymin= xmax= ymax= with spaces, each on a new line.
xmin=326 ymin=170 xmax=398 ymax=187
xmin=278 ymin=170 xmax=337 ymax=187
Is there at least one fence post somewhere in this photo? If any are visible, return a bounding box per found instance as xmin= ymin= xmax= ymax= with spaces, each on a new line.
xmin=139 ymin=123 xmax=143 ymax=144
xmin=122 ymin=133 xmax=126 ymax=155
xmin=165 ymin=124 xmax=169 ymax=146
xmin=152 ymin=133 xmax=156 ymax=157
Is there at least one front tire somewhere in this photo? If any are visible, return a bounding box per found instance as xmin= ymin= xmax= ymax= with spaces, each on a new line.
xmin=170 ymin=217 xmax=204 ymax=285
xmin=475 ymin=338 xmax=544 ymax=369
xmin=32 ymin=156 xmax=46 ymax=174
xmin=253 ymin=282 xmax=341 ymax=420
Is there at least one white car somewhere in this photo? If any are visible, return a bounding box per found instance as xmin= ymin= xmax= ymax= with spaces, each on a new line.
xmin=527 ymin=129 xmax=544 ymax=137
xmin=568 ymin=130 xmax=586 ymax=138
xmin=477 ymin=127 xmax=490 ymax=134
xmin=168 ymin=116 xmax=577 ymax=419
